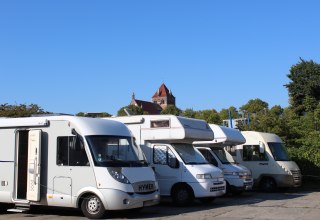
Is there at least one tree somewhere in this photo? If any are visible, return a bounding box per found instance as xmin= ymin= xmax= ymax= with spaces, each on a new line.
xmin=194 ymin=109 xmax=221 ymax=124
xmin=285 ymin=58 xmax=320 ymax=115
xmin=0 ymin=103 xmax=49 ymax=117
xmin=161 ymin=105 xmax=182 ymax=116
xmin=219 ymin=106 xmax=240 ymax=120
xmin=240 ymin=98 xmax=268 ymax=114
xmin=182 ymin=108 xmax=196 ymax=118
xmin=76 ymin=112 xmax=112 ymax=118
xmin=117 ymin=105 xmax=145 ymax=116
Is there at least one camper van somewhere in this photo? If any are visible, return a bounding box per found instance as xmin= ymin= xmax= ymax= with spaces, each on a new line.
xmin=0 ymin=116 xmax=159 ymax=219
xmin=108 ymin=115 xmax=226 ymax=206
xmin=194 ymin=124 xmax=253 ymax=194
xmin=228 ymin=131 xmax=302 ymax=191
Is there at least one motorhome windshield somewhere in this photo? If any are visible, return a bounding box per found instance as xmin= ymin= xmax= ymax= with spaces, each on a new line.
xmin=212 ymin=148 xmax=231 ymax=164
xmin=172 ymin=143 xmax=208 ymax=165
xmin=268 ymin=142 xmax=290 ymax=161
xmin=86 ymin=135 xmax=148 ymax=167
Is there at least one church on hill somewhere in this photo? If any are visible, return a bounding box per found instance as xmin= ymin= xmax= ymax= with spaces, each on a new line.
xmin=130 ymin=83 xmax=176 ymax=115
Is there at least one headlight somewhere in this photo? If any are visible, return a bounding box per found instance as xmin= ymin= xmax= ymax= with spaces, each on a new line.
xmin=107 ymin=167 xmax=130 ymax=184
xmin=196 ymin=174 xmax=212 ymax=179
xmin=224 ymin=172 xmax=239 ymax=176
xmin=238 ymin=172 xmax=251 ymax=179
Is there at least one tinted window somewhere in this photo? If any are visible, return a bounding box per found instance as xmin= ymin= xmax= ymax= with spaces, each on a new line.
xmin=243 ymin=145 xmax=268 ymax=161
xmin=86 ymin=135 xmax=147 ymax=167
xmin=198 ymin=149 xmax=218 ymax=166
xmin=57 ymin=136 xmax=89 ymax=166
xmin=268 ymin=142 xmax=290 ymax=161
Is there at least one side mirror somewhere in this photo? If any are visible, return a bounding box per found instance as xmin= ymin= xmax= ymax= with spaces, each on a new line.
xmin=168 ymin=157 xmax=180 ymax=169
xmin=259 ymin=142 xmax=265 ymax=154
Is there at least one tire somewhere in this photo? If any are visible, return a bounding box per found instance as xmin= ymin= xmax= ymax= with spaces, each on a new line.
xmin=260 ymin=177 xmax=277 ymax=192
xmin=172 ymin=185 xmax=193 ymax=206
xmin=225 ymin=182 xmax=231 ymax=196
xmin=81 ymin=194 xmax=106 ymax=219
xmin=0 ymin=203 xmax=11 ymax=213
xmin=0 ymin=204 xmax=7 ymax=213
xmin=199 ymin=197 xmax=215 ymax=204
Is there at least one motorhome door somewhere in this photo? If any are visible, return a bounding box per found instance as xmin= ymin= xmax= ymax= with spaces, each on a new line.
xmin=26 ymin=130 xmax=42 ymax=201
xmin=152 ymin=144 xmax=181 ymax=195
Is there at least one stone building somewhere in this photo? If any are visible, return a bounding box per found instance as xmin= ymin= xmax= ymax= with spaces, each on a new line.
xmin=130 ymin=83 xmax=176 ymax=115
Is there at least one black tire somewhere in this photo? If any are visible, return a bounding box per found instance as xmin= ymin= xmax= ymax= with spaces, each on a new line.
xmin=225 ymin=182 xmax=231 ymax=196
xmin=199 ymin=197 xmax=215 ymax=204
xmin=81 ymin=195 xmax=106 ymax=219
xmin=0 ymin=204 xmax=7 ymax=213
xmin=260 ymin=177 xmax=277 ymax=192
xmin=172 ymin=185 xmax=193 ymax=206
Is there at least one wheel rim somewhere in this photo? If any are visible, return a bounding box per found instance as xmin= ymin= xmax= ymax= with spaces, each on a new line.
xmin=262 ymin=178 xmax=276 ymax=191
xmin=86 ymin=196 xmax=101 ymax=214
xmin=176 ymin=189 xmax=189 ymax=202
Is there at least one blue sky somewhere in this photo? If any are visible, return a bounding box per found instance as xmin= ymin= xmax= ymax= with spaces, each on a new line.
xmin=0 ymin=1 xmax=319 ymax=115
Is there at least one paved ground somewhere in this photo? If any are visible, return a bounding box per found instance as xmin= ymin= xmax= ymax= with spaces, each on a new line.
xmin=1 ymin=190 xmax=320 ymax=219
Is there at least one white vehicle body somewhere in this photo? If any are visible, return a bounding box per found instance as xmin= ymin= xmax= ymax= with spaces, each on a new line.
xmin=194 ymin=124 xmax=253 ymax=194
xmin=108 ymin=115 xmax=226 ymax=205
xmin=231 ymin=131 xmax=302 ymax=191
xmin=0 ymin=116 xmax=159 ymax=219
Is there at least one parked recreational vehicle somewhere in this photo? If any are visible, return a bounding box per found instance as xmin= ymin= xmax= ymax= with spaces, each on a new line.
xmin=228 ymin=131 xmax=302 ymax=191
xmin=108 ymin=115 xmax=226 ymax=206
xmin=0 ymin=116 xmax=159 ymax=219
xmin=194 ymin=124 xmax=253 ymax=194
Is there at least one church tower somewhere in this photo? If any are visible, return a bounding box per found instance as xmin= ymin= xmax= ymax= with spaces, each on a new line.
xmin=151 ymin=83 xmax=176 ymax=109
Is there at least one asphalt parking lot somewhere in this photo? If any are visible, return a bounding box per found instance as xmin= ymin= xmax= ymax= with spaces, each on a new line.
xmin=1 ymin=190 xmax=320 ymax=220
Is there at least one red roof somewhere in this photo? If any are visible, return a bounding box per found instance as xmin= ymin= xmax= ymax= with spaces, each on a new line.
xmin=133 ymin=99 xmax=162 ymax=115
xmin=152 ymin=83 xmax=174 ymax=98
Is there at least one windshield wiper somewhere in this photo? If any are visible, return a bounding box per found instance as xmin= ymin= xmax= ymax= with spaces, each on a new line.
xmin=187 ymin=162 xmax=208 ymax=165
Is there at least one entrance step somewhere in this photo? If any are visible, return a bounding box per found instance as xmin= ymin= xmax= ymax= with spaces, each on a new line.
xmin=7 ymin=202 xmax=30 ymax=213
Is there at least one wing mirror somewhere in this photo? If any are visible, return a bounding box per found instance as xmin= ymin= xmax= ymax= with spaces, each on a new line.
xmin=259 ymin=141 xmax=265 ymax=154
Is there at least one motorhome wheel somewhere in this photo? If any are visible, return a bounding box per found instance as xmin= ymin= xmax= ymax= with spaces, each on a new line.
xmin=172 ymin=185 xmax=193 ymax=206
xmin=260 ymin=177 xmax=277 ymax=192
xmin=81 ymin=194 xmax=106 ymax=219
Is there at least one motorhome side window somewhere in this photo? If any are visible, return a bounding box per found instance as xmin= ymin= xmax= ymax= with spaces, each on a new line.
xmin=150 ymin=120 xmax=170 ymax=128
xmin=57 ymin=136 xmax=89 ymax=166
xmin=153 ymin=145 xmax=176 ymax=166
xmin=242 ymin=145 xmax=268 ymax=161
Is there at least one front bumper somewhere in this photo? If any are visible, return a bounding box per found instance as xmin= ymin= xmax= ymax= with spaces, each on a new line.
xmin=189 ymin=180 xmax=226 ymax=198
xmin=227 ymin=177 xmax=253 ymax=192
xmin=99 ymin=188 xmax=160 ymax=210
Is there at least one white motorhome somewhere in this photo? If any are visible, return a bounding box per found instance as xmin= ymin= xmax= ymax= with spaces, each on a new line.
xmin=108 ymin=115 xmax=226 ymax=206
xmin=228 ymin=131 xmax=302 ymax=191
xmin=194 ymin=124 xmax=253 ymax=194
xmin=0 ymin=116 xmax=159 ymax=219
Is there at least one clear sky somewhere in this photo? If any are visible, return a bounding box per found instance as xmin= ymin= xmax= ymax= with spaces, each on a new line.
xmin=1 ymin=0 xmax=319 ymax=115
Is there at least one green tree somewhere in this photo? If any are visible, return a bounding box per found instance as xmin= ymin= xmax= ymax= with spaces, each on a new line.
xmin=161 ymin=105 xmax=182 ymax=116
xmin=195 ymin=109 xmax=221 ymax=124
xmin=219 ymin=106 xmax=240 ymax=120
xmin=117 ymin=105 xmax=145 ymax=116
xmin=76 ymin=112 xmax=112 ymax=117
xmin=285 ymin=58 xmax=320 ymax=115
xmin=0 ymin=103 xmax=49 ymax=117
xmin=240 ymin=98 xmax=268 ymax=114
xmin=182 ymin=108 xmax=196 ymax=118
